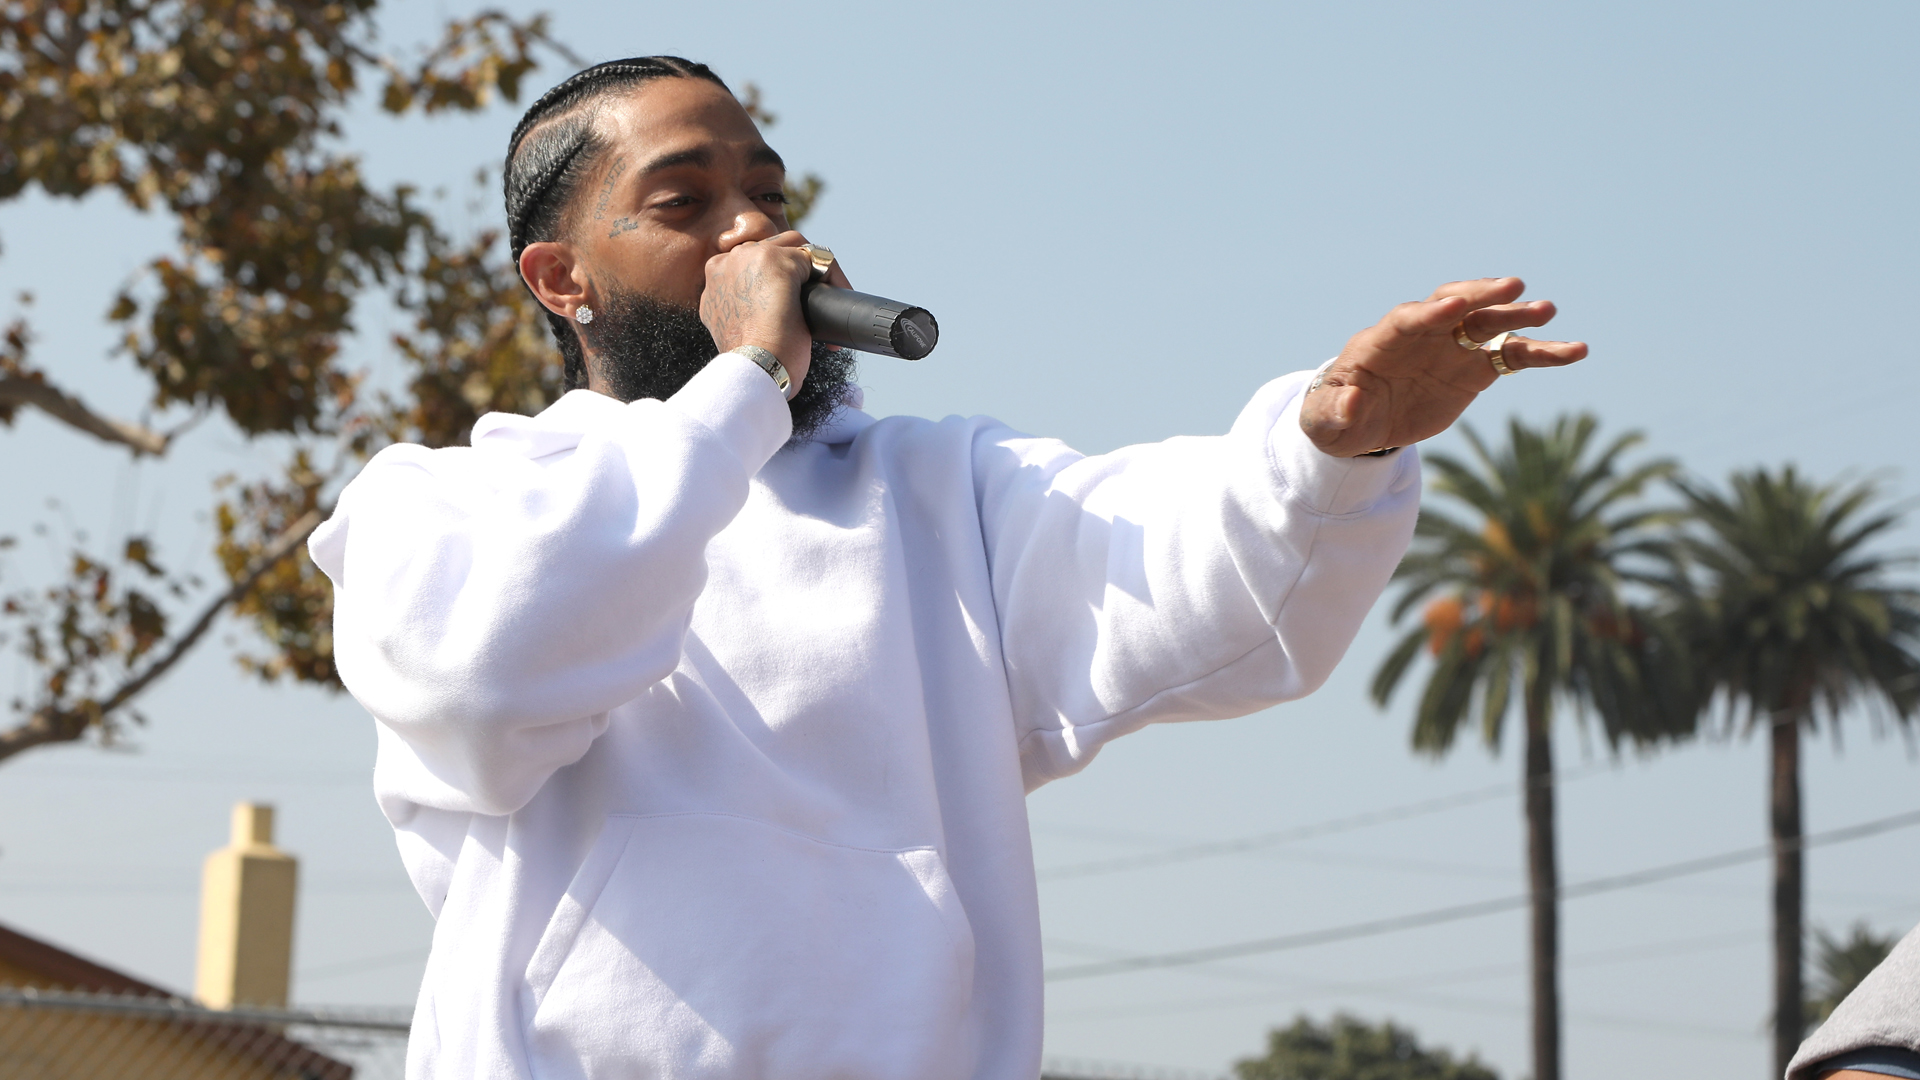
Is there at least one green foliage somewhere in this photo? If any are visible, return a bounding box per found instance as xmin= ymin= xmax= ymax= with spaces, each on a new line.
xmin=1659 ymin=467 xmax=1920 ymax=734
xmin=1371 ymin=414 xmax=1692 ymax=1080
xmin=1655 ymin=467 xmax=1920 ymax=1068
xmin=1234 ymin=1014 xmax=1498 ymax=1080
xmin=1806 ymin=922 xmax=1900 ymax=1031
xmin=1372 ymin=413 xmax=1691 ymax=751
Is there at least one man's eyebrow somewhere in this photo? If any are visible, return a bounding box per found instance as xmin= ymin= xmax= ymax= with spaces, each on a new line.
xmin=634 ymin=145 xmax=786 ymax=177
xmin=636 ymin=147 xmax=712 ymax=176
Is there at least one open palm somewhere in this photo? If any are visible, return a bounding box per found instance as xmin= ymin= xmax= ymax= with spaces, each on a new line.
xmin=1300 ymin=277 xmax=1588 ymax=457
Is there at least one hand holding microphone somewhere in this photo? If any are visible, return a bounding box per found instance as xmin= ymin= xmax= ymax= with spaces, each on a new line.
xmin=701 ymin=233 xmax=938 ymax=400
xmin=797 ymin=244 xmax=938 ymax=361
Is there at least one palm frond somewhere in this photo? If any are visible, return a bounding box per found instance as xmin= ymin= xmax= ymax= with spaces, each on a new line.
xmin=1371 ymin=625 xmax=1430 ymax=707
xmin=1373 ymin=412 xmax=1683 ymax=754
xmin=1662 ymin=465 xmax=1920 ymax=737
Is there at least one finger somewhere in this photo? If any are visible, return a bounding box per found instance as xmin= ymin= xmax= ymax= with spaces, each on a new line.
xmin=741 ymin=242 xmax=812 ymax=287
xmin=786 ymin=232 xmax=853 ymax=289
xmin=1460 ymin=300 xmax=1557 ymax=341
xmin=1316 ymin=382 xmax=1362 ymax=431
xmin=1500 ymin=337 xmax=1588 ymax=371
xmin=1424 ymin=276 xmax=1526 ymax=309
xmin=1299 ymin=380 xmax=1364 ymax=440
xmin=824 ymin=258 xmax=853 ymax=291
xmin=1311 ymin=382 xmax=1391 ymax=456
xmin=1383 ymin=294 xmax=1471 ymax=338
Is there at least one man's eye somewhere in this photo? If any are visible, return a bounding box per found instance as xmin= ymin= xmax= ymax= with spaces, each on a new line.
xmin=759 ymin=191 xmax=789 ymax=204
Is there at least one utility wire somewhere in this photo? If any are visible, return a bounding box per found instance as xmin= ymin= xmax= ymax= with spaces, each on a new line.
xmin=1045 ymin=807 xmax=1920 ymax=981
xmin=1053 ymin=977 xmax=1756 ymax=1042
xmin=1047 ymin=931 xmax=1764 ymax=1038
xmin=1046 ymin=926 xmax=1762 ymax=995
xmin=1037 ymin=765 xmax=1609 ymax=882
xmin=1046 ymin=927 xmax=1767 ymax=1034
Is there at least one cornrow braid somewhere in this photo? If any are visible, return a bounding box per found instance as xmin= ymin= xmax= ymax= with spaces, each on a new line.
xmin=503 ymin=56 xmax=730 ymax=390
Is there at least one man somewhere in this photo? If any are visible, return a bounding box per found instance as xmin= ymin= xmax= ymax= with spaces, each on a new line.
xmin=310 ymin=56 xmax=1586 ymax=1079
xmin=1792 ymin=923 xmax=1920 ymax=1080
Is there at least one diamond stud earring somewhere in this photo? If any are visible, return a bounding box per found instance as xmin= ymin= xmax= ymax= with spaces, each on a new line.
xmin=574 ymin=305 xmax=594 ymax=325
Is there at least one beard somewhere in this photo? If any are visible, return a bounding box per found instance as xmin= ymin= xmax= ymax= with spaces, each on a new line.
xmin=578 ymin=287 xmax=859 ymax=443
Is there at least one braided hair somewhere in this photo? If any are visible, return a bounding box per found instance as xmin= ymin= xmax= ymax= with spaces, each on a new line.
xmin=504 ymin=57 xmax=731 ymax=390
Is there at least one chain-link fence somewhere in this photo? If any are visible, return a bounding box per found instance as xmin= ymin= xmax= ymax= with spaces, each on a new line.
xmin=1041 ymin=1056 xmax=1229 ymax=1080
xmin=0 ymin=987 xmax=408 ymax=1080
xmin=0 ymin=985 xmax=1229 ymax=1080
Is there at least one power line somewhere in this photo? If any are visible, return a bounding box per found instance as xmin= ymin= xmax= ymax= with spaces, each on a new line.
xmin=1049 ymin=925 xmax=1762 ymax=995
xmin=1054 ymin=979 xmax=1757 ymax=1042
xmin=1046 ymin=927 xmax=1767 ymax=1034
xmin=1046 ymin=929 xmax=1765 ymax=1038
xmin=1044 ymin=807 xmax=1920 ymax=981
xmin=1036 ymin=765 xmax=1610 ymax=882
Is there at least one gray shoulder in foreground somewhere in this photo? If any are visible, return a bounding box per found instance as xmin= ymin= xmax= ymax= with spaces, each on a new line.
xmin=1791 ymin=923 xmax=1920 ymax=1079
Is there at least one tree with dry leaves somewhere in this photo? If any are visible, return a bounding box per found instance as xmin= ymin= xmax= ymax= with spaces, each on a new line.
xmin=0 ymin=3 xmax=835 ymax=765
xmin=0 ymin=0 xmax=584 ymax=762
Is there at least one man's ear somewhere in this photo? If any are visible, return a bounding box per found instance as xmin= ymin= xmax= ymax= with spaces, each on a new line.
xmin=519 ymin=241 xmax=589 ymax=320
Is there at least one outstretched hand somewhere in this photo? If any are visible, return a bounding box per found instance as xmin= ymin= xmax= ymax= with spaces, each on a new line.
xmin=1299 ymin=278 xmax=1588 ymax=457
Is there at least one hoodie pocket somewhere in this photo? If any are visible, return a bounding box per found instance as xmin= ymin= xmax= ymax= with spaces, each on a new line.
xmin=523 ymin=812 xmax=976 ymax=1080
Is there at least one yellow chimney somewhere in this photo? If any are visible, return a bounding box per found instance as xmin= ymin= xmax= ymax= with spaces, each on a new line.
xmin=195 ymin=802 xmax=298 ymax=1008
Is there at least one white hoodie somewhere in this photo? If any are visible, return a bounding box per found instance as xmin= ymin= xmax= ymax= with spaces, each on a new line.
xmin=309 ymin=353 xmax=1419 ymax=1080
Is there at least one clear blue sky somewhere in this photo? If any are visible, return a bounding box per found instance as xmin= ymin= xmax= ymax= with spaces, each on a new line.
xmin=1 ymin=2 xmax=1916 ymax=1077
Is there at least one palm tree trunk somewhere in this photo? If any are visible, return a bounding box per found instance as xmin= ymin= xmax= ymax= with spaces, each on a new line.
xmin=1772 ymin=704 xmax=1806 ymax=1078
xmin=1525 ymin=691 xmax=1561 ymax=1080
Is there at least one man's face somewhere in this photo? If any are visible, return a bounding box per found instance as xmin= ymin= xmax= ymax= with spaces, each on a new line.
xmin=548 ymin=76 xmax=857 ymax=439
xmin=572 ymin=77 xmax=790 ymax=307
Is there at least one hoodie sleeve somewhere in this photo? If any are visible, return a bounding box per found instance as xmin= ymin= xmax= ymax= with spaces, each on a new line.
xmin=973 ymin=367 xmax=1420 ymax=789
xmin=309 ymin=356 xmax=791 ymax=816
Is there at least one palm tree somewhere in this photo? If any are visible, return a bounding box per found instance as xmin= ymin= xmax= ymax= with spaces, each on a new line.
xmin=1372 ymin=414 xmax=1690 ymax=1080
xmin=1659 ymin=467 xmax=1920 ymax=1077
xmin=1806 ymin=922 xmax=1900 ymax=1032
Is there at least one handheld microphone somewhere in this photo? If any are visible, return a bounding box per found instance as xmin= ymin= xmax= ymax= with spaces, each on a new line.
xmin=801 ymin=281 xmax=939 ymax=360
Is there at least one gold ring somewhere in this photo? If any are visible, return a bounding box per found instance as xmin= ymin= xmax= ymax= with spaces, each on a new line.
xmin=1453 ymin=322 xmax=1481 ymax=350
xmin=1483 ymin=331 xmax=1518 ymax=376
xmin=799 ymin=243 xmax=835 ymax=281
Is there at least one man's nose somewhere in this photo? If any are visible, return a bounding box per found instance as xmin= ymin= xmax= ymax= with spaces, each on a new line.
xmin=716 ymin=208 xmax=781 ymax=253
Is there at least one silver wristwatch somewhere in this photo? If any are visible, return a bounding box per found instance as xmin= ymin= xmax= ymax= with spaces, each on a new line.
xmin=726 ymin=345 xmax=794 ymax=400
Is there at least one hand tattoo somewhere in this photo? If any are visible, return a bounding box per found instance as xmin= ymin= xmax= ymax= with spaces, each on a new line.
xmin=702 ymin=263 xmax=776 ymax=351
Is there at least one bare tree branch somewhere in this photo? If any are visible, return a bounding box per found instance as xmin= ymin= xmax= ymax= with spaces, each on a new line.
xmin=0 ymin=375 xmax=170 ymax=456
xmin=0 ymin=506 xmax=328 ymax=764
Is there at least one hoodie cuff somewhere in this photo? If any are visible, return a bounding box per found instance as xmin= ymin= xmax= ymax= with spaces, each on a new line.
xmin=659 ymin=351 xmax=794 ymax=475
xmin=1264 ymin=373 xmax=1417 ymax=517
